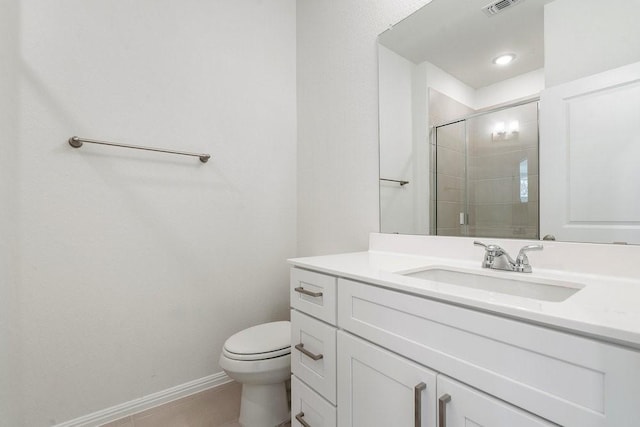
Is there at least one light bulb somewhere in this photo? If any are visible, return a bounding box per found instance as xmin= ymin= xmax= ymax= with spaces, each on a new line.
xmin=493 ymin=53 xmax=516 ymax=66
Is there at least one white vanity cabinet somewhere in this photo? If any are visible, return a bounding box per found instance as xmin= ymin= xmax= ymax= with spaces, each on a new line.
xmin=337 ymin=331 xmax=554 ymax=427
xmin=290 ymin=268 xmax=338 ymax=427
xmin=290 ymin=266 xmax=640 ymax=427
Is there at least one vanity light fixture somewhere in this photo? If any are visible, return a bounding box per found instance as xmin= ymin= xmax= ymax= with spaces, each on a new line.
xmin=493 ymin=53 xmax=516 ymax=66
xmin=492 ymin=120 xmax=519 ymax=141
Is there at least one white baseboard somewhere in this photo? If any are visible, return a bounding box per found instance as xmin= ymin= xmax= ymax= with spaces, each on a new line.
xmin=55 ymin=371 xmax=232 ymax=427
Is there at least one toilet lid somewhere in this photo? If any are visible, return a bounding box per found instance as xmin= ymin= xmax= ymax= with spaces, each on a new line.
xmin=223 ymin=321 xmax=291 ymax=361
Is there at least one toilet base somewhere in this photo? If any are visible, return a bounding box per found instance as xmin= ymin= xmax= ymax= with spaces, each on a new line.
xmin=239 ymin=381 xmax=289 ymax=427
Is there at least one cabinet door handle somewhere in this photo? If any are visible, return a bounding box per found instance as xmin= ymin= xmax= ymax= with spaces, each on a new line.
xmin=295 ymin=343 xmax=324 ymax=360
xmin=414 ymin=382 xmax=427 ymax=427
xmin=294 ymin=286 xmax=323 ymax=298
xmin=438 ymin=394 xmax=451 ymax=427
xmin=295 ymin=411 xmax=311 ymax=427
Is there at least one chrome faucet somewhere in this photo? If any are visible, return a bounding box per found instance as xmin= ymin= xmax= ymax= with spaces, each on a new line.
xmin=474 ymin=241 xmax=543 ymax=273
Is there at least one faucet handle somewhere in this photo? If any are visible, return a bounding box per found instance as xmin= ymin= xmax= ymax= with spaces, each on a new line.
xmin=474 ymin=241 xmax=502 ymax=255
xmin=517 ymin=244 xmax=543 ymax=259
xmin=474 ymin=241 xmax=488 ymax=248
xmin=515 ymin=244 xmax=543 ymax=272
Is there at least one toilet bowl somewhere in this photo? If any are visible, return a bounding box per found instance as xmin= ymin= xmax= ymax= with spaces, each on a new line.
xmin=219 ymin=321 xmax=291 ymax=427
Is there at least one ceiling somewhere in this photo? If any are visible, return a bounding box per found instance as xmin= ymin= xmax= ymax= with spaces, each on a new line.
xmin=378 ymin=0 xmax=556 ymax=89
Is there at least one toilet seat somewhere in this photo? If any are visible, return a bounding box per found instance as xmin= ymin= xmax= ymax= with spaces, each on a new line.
xmin=223 ymin=346 xmax=290 ymax=361
xmin=222 ymin=321 xmax=291 ymax=361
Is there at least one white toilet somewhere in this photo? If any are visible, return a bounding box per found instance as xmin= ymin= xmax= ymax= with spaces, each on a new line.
xmin=219 ymin=321 xmax=291 ymax=427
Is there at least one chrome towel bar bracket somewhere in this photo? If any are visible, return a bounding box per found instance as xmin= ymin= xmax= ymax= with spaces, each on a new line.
xmin=380 ymin=178 xmax=409 ymax=186
xmin=68 ymin=136 xmax=211 ymax=163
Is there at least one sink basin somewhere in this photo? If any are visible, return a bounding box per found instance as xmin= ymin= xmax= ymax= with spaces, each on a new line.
xmin=402 ymin=268 xmax=582 ymax=302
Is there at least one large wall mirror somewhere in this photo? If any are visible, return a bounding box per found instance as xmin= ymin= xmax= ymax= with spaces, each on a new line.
xmin=378 ymin=0 xmax=640 ymax=244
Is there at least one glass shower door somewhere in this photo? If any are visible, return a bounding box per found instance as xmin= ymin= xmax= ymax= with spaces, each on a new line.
xmin=434 ymin=120 xmax=467 ymax=236
xmin=434 ymin=101 xmax=539 ymax=239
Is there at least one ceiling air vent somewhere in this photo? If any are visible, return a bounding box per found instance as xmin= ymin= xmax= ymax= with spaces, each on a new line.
xmin=482 ymin=0 xmax=523 ymax=16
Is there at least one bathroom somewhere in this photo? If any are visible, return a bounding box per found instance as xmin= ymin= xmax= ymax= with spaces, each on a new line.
xmin=1 ymin=0 xmax=639 ymax=426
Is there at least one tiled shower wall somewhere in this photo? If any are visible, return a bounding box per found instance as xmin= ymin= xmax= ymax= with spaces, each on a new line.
xmin=467 ymin=102 xmax=539 ymax=239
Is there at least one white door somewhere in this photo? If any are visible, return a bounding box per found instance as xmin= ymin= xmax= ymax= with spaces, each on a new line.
xmin=539 ymin=61 xmax=640 ymax=244
xmin=436 ymin=376 xmax=555 ymax=427
xmin=337 ymin=331 xmax=437 ymax=427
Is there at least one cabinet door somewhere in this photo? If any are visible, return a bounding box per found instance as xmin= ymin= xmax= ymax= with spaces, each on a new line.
xmin=436 ymin=376 xmax=555 ymax=427
xmin=337 ymin=331 xmax=437 ymax=427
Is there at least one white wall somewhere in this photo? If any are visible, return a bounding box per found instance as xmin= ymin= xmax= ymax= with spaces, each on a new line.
xmin=411 ymin=62 xmax=430 ymax=234
xmin=0 ymin=0 xmax=22 ymax=424
xmin=297 ymin=0 xmax=432 ymax=255
xmin=424 ymin=62 xmax=475 ymax=111
xmin=475 ymin=68 xmax=544 ymax=110
xmin=5 ymin=0 xmax=296 ymax=425
xmin=545 ymin=0 xmax=640 ymax=87
xmin=424 ymin=62 xmax=543 ymax=112
xmin=379 ymin=45 xmax=417 ymax=234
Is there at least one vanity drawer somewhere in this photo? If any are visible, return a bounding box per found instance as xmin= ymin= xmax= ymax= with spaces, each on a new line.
xmin=291 ymin=309 xmax=337 ymax=404
xmin=290 ymin=268 xmax=337 ymax=325
xmin=291 ymin=375 xmax=336 ymax=427
xmin=338 ymin=278 xmax=640 ymax=427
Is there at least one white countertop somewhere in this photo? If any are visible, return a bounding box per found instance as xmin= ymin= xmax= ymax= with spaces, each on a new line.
xmin=289 ymin=234 xmax=640 ymax=349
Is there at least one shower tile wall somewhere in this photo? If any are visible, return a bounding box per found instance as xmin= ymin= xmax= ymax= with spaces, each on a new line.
xmin=467 ymin=102 xmax=539 ymax=239
xmin=429 ymin=89 xmax=474 ymax=236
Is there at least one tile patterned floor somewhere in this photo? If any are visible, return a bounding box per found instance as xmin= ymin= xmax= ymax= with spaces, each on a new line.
xmin=102 ymin=381 xmax=291 ymax=427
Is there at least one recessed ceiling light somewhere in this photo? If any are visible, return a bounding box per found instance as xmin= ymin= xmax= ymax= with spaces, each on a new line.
xmin=493 ymin=53 xmax=516 ymax=66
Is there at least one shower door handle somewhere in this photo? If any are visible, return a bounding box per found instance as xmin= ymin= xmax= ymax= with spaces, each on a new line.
xmin=459 ymin=212 xmax=467 ymax=225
